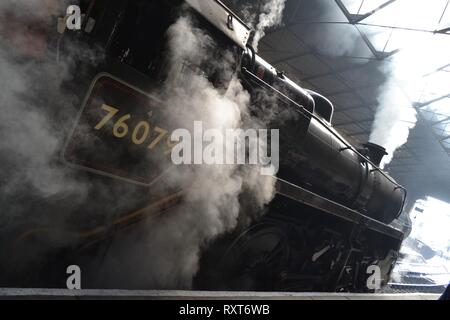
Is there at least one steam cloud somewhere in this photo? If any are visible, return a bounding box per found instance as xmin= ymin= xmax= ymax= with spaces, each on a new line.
xmin=0 ymin=0 xmax=90 ymax=215
xmin=0 ymin=0 xmax=118 ymax=281
xmin=252 ymin=0 xmax=287 ymax=50
xmin=371 ymin=29 xmax=450 ymax=168
xmin=0 ymin=1 xmax=276 ymax=289
xmin=369 ymin=78 xmax=417 ymax=167
xmin=306 ymin=1 xmax=450 ymax=168
xmin=95 ymin=13 xmax=276 ymax=289
xmin=226 ymin=0 xmax=287 ymax=50
xmin=368 ymin=31 xmax=450 ymax=167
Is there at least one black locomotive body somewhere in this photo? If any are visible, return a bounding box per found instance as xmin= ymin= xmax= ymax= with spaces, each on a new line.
xmin=0 ymin=0 xmax=407 ymax=292
xmin=239 ymin=49 xmax=405 ymax=225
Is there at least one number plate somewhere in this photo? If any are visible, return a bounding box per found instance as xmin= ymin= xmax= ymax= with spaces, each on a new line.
xmin=64 ymin=73 xmax=176 ymax=186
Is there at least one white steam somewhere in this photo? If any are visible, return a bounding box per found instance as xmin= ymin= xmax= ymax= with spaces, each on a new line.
xmin=0 ymin=1 xmax=276 ymax=289
xmin=0 ymin=0 xmax=90 ymax=201
xmin=226 ymin=0 xmax=287 ymax=50
xmin=305 ymin=1 xmax=450 ymax=168
xmin=369 ymin=31 xmax=450 ymax=167
xmin=143 ymin=15 xmax=276 ymax=288
xmin=95 ymin=14 xmax=276 ymax=289
xmin=369 ymin=78 xmax=417 ymax=167
xmin=252 ymin=0 xmax=287 ymax=50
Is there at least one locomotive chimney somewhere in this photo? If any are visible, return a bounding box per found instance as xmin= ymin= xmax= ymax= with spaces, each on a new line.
xmin=363 ymin=142 xmax=388 ymax=167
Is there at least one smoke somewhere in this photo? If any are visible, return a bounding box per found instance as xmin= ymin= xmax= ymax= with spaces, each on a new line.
xmin=92 ymin=13 xmax=276 ymax=289
xmin=0 ymin=0 xmax=114 ymax=281
xmin=297 ymin=0 xmax=450 ymax=168
xmin=0 ymin=0 xmax=90 ymax=209
xmin=252 ymin=0 xmax=287 ymax=50
xmin=0 ymin=0 xmax=276 ymax=289
xmin=280 ymin=1 xmax=406 ymax=164
xmin=369 ymin=78 xmax=417 ymax=167
xmin=369 ymin=30 xmax=450 ymax=167
xmin=226 ymin=0 xmax=287 ymax=50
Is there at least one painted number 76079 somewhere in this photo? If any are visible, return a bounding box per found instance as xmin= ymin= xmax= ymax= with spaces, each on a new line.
xmin=94 ymin=104 xmax=177 ymax=155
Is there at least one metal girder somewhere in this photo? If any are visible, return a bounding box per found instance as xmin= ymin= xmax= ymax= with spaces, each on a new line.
xmin=414 ymin=107 xmax=450 ymax=158
xmin=423 ymin=63 xmax=450 ymax=77
xmin=413 ymin=94 xmax=450 ymax=109
xmin=334 ymin=0 xmax=400 ymax=59
xmin=335 ymin=0 xmax=397 ymax=24
xmin=436 ymin=0 xmax=450 ymax=34
xmin=432 ymin=116 xmax=450 ymax=126
xmin=435 ymin=26 xmax=450 ymax=34
xmin=356 ymin=26 xmax=400 ymax=60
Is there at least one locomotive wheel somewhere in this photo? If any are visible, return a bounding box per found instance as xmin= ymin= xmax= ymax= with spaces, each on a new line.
xmin=219 ymin=224 xmax=290 ymax=291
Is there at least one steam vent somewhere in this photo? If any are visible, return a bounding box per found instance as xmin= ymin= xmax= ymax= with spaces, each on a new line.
xmin=0 ymin=0 xmax=449 ymax=306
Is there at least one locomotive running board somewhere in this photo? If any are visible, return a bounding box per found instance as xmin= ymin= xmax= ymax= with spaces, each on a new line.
xmin=274 ymin=178 xmax=404 ymax=240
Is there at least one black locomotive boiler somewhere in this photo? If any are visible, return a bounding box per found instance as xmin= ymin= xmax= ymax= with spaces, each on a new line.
xmin=0 ymin=0 xmax=407 ymax=292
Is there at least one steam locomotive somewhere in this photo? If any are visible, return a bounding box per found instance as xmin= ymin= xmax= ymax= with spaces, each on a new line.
xmin=0 ymin=0 xmax=407 ymax=292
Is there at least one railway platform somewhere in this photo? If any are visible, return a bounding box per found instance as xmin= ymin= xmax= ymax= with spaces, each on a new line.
xmin=0 ymin=289 xmax=441 ymax=300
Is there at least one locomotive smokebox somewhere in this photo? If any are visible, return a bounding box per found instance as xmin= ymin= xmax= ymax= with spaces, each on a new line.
xmin=364 ymin=142 xmax=388 ymax=166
